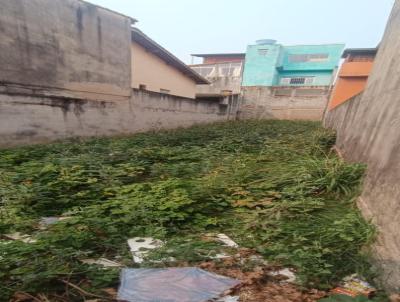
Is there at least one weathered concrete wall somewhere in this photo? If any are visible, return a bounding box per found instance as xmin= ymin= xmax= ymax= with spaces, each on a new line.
xmin=324 ymin=1 xmax=400 ymax=292
xmin=0 ymin=89 xmax=236 ymax=148
xmin=239 ymin=86 xmax=331 ymax=121
xmin=0 ymin=0 xmax=132 ymax=101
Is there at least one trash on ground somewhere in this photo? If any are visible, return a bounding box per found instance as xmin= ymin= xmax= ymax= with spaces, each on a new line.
xmin=3 ymin=232 xmax=37 ymax=243
xmin=210 ymin=253 xmax=232 ymax=260
xmin=39 ymin=216 xmax=71 ymax=229
xmin=245 ymin=254 xmax=269 ymax=266
xmin=204 ymin=233 xmax=239 ymax=248
xmin=117 ymin=267 xmax=240 ymax=302
xmin=81 ymin=258 xmax=122 ymax=268
xmin=331 ymin=274 xmax=375 ymax=297
xmin=268 ymin=268 xmax=296 ymax=283
xmin=216 ymin=295 xmax=240 ymax=302
xmin=127 ymin=237 xmax=163 ymax=263
xmin=319 ymin=294 xmax=372 ymax=301
xmin=216 ymin=234 xmax=239 ymax=248
xmin=148 ymin=256 xmax=177 ymax=264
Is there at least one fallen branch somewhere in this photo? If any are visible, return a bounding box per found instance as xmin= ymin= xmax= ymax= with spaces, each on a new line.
xmin=14 ymin=292 xmax=42 ymax=302
xmin=37 ymin=294 xmax=50 ymax=302
xmin=60 ymin=280 xmax=116 ymax=301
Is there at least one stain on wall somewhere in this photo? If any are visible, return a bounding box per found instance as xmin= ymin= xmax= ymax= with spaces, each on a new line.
xmin=323 ymin=1 xmax=400 ymax=292
xmin=0 ymin=89 xmax=238 ymax=148
xmin=0 ymin=0 xmax=132 ymax=101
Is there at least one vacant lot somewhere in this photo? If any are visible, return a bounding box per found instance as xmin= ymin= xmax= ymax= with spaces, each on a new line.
xmin=0 ymin=120 xmax=375 ymax=301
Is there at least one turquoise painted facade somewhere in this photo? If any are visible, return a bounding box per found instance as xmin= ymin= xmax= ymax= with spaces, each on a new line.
xmin=242 ymin=41 xmax=344 ymax=87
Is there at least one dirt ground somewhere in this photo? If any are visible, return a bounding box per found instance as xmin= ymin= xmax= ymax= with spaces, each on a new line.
xmin=198 ymin=248 xmax=327 ymax=302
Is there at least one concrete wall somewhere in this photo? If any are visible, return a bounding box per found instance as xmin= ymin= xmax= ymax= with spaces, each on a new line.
xmin=0 ymin=89 xmax=236 ymax=148
xmin=0 ymin=0 xmax=132 ymax=101
xmin=131 ymin=42 xmax=197 ymax=99
xmin=239 ymin=86 xmax=330 ymax=121
xmin=323 ymin=1 xmax=400 ymax=292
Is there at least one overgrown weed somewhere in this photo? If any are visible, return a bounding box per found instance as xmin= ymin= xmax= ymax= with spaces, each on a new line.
xmin=0 ymin=120 xmax=375 ymax=300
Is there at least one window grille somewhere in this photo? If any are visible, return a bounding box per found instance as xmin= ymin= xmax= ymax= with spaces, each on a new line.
xmin=290 ymin=77 xmax=306 ymax=85
xmin=281 ymin=77 xmax=314 ymax=85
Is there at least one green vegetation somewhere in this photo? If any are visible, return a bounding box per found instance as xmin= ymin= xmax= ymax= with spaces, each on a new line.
xmin=0 ymin=120 xmax=375 ymax=300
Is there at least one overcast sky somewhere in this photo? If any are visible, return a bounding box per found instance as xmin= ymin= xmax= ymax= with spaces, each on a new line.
xmin=89 ymin=0 xmax=394 ymax=64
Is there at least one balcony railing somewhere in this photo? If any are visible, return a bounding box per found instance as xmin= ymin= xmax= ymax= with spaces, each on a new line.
xmin=191 ymin=62 xmax=243 ymax=78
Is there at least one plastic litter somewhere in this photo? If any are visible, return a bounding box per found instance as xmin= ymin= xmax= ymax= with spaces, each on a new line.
xmin=210 ymin=253 xmax=232 ymax=260
xmin=269 ymin=268 xmax=296 ymax=283
xmin=81 ymin=258 xmax=122 ymax=268
xmin=331 ymin=274 xmax=375 ymax=297
xmin=4 ymin=232 xmax=37 ymax=243
xmin=216 ymin=296 xmax=240 ymax=302
xmin=246 ymin=254 xmax=269 ymax=266
xmin=127 ymin=237 xmax=163 ymax=263
xmin=216 ymin=234 xmax=239 ymax=248
xmin=117 ymin=267 xmax=240 ymax=302
xmin=148 ymin=256 xmax=177 ymax=264
xmin=39 ymin=216 xmax=71 ymax=229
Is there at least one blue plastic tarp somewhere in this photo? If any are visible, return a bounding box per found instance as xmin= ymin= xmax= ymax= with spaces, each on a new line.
xmin=118 ymin=267 xmax=240 ymax=302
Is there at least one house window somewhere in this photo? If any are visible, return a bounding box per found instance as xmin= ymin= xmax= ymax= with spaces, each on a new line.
xmin=258 ymin=48 xmax=269 ymax=56
xmin=160 ymin=88 xmax=170 ymax=94
xmin=290 ymin=77 xmax=306 ymax=85
xmin=289 ymin=53 xmax=329 ymax=63
xmin=280 ymin=77 xmax=314 ymax=85
xmin=139 ymin=84 xmax=147 ymax=90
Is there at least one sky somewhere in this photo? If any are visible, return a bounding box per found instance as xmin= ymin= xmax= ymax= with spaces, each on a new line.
xmin=89 ymin=0 xmax=394 ymax=64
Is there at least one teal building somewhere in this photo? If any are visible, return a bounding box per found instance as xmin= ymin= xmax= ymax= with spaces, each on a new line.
xmin=242 ymin=39 xmax=344 ymax=87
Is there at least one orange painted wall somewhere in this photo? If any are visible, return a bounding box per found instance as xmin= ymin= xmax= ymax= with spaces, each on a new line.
xmin=340 ymin=61 xmax=374 ymax=77
xmin=328 ymin=60 xmax=374 ymax=110
xmin=329 ymin=77 xmax=368 ymax=109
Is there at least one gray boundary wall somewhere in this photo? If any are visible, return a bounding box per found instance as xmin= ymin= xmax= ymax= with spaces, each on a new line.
xmin=0 ymin=89 xmax=237 ymax=148
xmin=324 ymin=0 xmax=400 ymax=292
xmin=239 ymin=86 xmax=331 ymax=121
xmin=0 ymin=0 xmax=132 ymax=101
